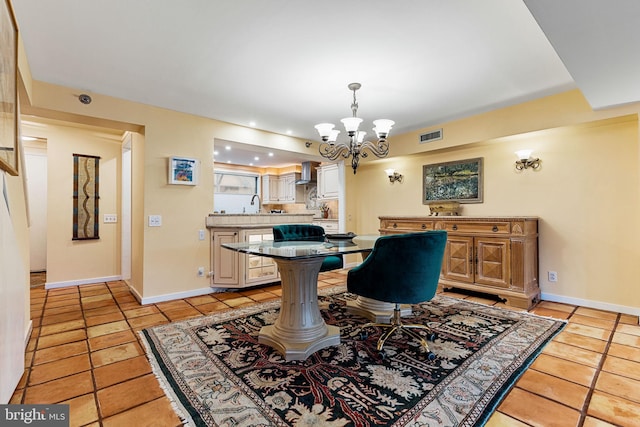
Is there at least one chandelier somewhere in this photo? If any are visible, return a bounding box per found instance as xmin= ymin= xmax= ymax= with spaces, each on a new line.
xmin=315 ymin=83 xmax=394 ymax=174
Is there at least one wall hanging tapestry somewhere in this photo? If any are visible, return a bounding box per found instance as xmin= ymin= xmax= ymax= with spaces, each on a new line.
xmin=140 ymin=285 xmax=565 ymax=427
xmin=423 ymin=157 xmax=483 ymax=204
xmin=73 ymin=153 xmax=100 ymax=240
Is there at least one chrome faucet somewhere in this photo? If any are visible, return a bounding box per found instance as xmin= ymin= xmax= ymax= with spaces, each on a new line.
xmin=250 ymin=194 xmax=261 ymax=213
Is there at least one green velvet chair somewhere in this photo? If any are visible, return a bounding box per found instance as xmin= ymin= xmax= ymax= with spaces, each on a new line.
xmin=347 ymin=231 xmax=447 ymax=359
xmin=272 ymin=224 xmax=343 ymax=272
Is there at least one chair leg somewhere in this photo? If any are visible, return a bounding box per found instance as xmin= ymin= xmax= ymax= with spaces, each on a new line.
xmin=359 ymin=303 xmax=436 ymax=357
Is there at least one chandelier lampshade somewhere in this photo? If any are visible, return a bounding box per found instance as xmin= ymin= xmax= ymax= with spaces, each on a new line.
xmin=315 ymin=83 xmax=394 ymax=174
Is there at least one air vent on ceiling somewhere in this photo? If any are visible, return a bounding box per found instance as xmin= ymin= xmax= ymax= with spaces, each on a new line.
xmin=419 ymin=129 xmax=443 ymax=143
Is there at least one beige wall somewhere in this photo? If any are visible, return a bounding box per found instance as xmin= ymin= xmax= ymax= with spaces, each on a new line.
xmin=21 ymin=121 xmax=123 ymax=284
xmin=346 ymin=113 xmax=640 ymax=313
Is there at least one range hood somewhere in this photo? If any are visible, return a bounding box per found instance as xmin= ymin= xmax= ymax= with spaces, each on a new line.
xmin=295 ymin=161 xmax=317 ymax=185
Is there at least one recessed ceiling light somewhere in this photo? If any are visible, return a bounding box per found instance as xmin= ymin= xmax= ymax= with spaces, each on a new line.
xmin=227 ymin=160 xmax=231 ymax=163
xmin=254 ymin=156 xmax=259 ymax=161
xmin=249 ymin=121 xmax=256 ymax=127
xmin=249 ymin=163 xmax=254 ymax=166
xmin=21 ymin=136 xmax=37 ymax=141
xmin=268 ymin=152 xmax=274 ymax=157
xmin=286 ymin=130 xmax=292 ymax=135
xmin=214 ymin=150 xmax=219 ymax=156
xmin=225 ymin=146 xmax=231 ymax=150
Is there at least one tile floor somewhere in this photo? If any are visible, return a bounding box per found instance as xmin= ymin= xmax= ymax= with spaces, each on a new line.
xmin=11 ymin=271 xmax=640 ymax=427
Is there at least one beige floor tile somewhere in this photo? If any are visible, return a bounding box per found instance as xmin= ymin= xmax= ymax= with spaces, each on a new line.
xmin=516 ymin=369 xmax=589 ymax=409
xmin=86 ymin=320 xmax=130 ymax=338
xmin=90 ymin=341 xmax=143 ymax=367
xmin=85 ymin=311 xmax=125 ymax=327
xmin=612 ymin=331 xmax=640 ymax=348
xmin=529 ymin=307 xmax=571 ymax=319
xmin=596 ymin=371 xmax=640 ymax=404
xmin=184 ymin=294 xmax=217 ymax=305
xmin=101 ymin=397 xmax=183 ymax=427
xmin=619 ymin=313 xmax=639 ymax=325
xmin=127 ymin=313 xmax=169 ymax=329
xmin=602 ymin=355 xmax=640 ymax=381
xmin=83 ymin=305 xmax=121 ymax=318
xmin=530 ymin=354 xmax=597 ymax=387
xmin=542 ymin=341 xmax=603 ymax=368
xmin=607 ymin=342 xmax=640 ymax=363
xmin=37 ymin=329 xmax=87 ymax=349
xmin=40 ymin=319 xmax=86 ymax=336
xmin=587 ymin=391 xmax=640 ymax=427
xmin=485 ymin=411 xmax=531 ymax=427
xmin=553 ymin=331 xmax=607 ymax=353
xmin=498 ymin=387 xmax=581 ymax=427
xmin=583 ymin=416 xmax=619 ymax=427
xmin=39 ymin=311 xmax=84 ymax=326
xmin=563 ymin=323 xmax=612 ymax=340
xmin=616 ymin=323 xmax=640 ymax=336
xmin=29 ymin=354 xmax=92 ymax=385
xmin=23 ymin=371 xmax=94 ymax=404
xmin=88 ymin=329 xmax=137 ymax=352
xmin=574 ymin=307 xmax=618 ymax=321
xmin=123 ymin=305 xmax=160 ymax=319
xmin=155 ymin=300 xmax=193 ymax=310
xmin=33 ymin=341 xmax=89 ymax=365
xmin=62 ymin=393 xmax=99 ymax=427
xmin=96 ymin=374 xmax=164 ymax=417
xmin=163 ymin=306 xmax=203 ymax=321
xmin=536 ymin=301 xmax=575 ymax=313
xmin=221 ymin=296 xmax=254 ymax=307
xmin=93 ymin=355 xmax=152 ymax=389
xmin=196 ymin=301 xmax=231 ymax=314
xmin=569 ymin=314 xmax=616 ymax=330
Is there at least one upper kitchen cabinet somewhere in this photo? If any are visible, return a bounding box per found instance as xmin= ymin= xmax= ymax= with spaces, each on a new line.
xmin=317 ymin=164 xmax=339 ymax=200
xmin=262 ymin=173 xmax=304 ymax=204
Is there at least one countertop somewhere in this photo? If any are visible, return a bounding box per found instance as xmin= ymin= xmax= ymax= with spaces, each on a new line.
xmin=206 ymin=213 xmax=315 ymax=228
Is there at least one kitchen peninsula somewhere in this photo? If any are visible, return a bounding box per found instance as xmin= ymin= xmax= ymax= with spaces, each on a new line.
xmin=206 ymin=213 xmax=315 ymax=288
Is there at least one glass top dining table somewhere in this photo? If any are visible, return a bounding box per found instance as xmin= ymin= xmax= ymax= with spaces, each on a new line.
xmin=221 ymin=235 xmax=380 ymax=361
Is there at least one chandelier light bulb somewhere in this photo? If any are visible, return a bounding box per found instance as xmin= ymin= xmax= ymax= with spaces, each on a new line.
xmin=341 ymin=117 xmax=363 ymax=135
xmin=314 ymin=123 xmax=335 ymax=141
xmin=328 ymin=129 xmax=340 ymax=143
xmin=356 ymin=131 xmax=366 ymax=143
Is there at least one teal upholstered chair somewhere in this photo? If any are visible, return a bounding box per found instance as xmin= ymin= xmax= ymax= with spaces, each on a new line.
xmin=272 ymin=224 xmax=343 ymax=272
xmin=347 ymin=231 xmax=447 ymax=358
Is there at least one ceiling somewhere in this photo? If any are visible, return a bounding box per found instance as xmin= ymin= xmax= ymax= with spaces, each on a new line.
xmin=11 ymin=1 xmax=640 ymax=167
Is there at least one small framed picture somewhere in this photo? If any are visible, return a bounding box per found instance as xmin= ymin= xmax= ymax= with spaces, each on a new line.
xmin=169 ymin=156 xmax=199 ymax=185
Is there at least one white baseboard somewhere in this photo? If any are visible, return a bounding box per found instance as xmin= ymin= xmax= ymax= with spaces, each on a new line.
xmin=45 ymin=275 xmax=123 ymax=289
xmin=24 ymin=320 xmax=33 ymax=348
xmin=541 ymin=291 xmax=640 ymax=319
xmin=134 ymin=286 xmax=218 ymax=305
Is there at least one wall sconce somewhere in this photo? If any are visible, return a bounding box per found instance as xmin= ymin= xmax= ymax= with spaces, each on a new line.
xmin=514 ymin=150 xmax=540 ymax=170
xmin=384 ymin=168 xmax=403 ymax=183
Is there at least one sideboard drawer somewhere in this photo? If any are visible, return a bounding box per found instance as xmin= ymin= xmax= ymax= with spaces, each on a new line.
xmin=442 ymin=221 xmax=510 ymax=234
xmin=381 ymin=219 xmax=434 ymax=232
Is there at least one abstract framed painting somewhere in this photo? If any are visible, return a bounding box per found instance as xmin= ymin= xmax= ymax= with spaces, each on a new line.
xmin=169 ymin=156 xmax=199 ymax=185
xmin=423 ymin=157 xmax=483 ymax=204
xmin=0 ymin=0 xmax=19 ymax=176
xmin=73 ymin=154 xmax=100 ymax=240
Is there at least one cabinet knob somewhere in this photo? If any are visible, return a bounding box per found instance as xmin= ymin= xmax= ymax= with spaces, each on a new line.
xmin=421 ymin=224 xmax=426 ymax=229
xmin=452 ymin=224 xmax=458 ymax=231
xmin=492 ymin=226 xmax=498 ymax=232
xmin=393 ymin=223 xmax=397 ymax=228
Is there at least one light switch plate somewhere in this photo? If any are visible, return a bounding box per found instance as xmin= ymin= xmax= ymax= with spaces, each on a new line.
xmin=103 ymin=214 xmax=118 ymax=223
xmin=148 ymin=215 xmax=162 ymax=227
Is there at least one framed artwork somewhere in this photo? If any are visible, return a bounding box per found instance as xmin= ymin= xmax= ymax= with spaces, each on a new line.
xmin=169 ymin=156 xmax=199 ymax=185
xmin=0 ymin=0 xmax=18 ymax=176
xmin=73 ymin=154 xmax=101 ymax=240
xmin=423 ymin=157 xmax=483 ymax=204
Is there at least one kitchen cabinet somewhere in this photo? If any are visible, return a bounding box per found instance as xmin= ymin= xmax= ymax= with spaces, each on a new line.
xmin=211 ymin=228 xmax=278 ymax=288
xmin=243 ymin=229 xmax=278 ymax=285
xmin=379 ymin=216 xmax=539 ymax=309
xmin=317 ymin=164 xmax=339 ymax=200
xmin=211 ymin=230 xmax=239 ymax=285
xmin=312 ymin=219 xmax=339 ymax=234
xmin=262 ymin=173 xmax=304 ymax=203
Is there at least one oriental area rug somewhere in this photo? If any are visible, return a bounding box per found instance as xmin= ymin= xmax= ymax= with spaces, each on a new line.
xmin=140 ymin=286 xmax=565 ymax=427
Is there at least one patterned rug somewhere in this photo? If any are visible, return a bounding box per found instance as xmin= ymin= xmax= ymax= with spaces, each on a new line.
xmin=140 ymin=286 xmax=565 ymax=426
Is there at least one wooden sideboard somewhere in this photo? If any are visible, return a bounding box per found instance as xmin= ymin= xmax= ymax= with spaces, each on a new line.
xmin=379 ymin=216 xmax=540 ymax=309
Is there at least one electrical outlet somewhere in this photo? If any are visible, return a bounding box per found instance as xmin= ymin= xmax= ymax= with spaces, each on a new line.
xmin=199 ymin=229 xmax=205 ymax=240
xmin=148 ymin=215 xmax=162 ymax=227
xmin=548 ymin=271 xmax=558 ymax=282
xmin=197 ymin=267 xmax=205 ymax=277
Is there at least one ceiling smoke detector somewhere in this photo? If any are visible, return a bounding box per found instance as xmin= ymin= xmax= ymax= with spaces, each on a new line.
xmin=78 ymin=94 xmax=92 ymax=105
